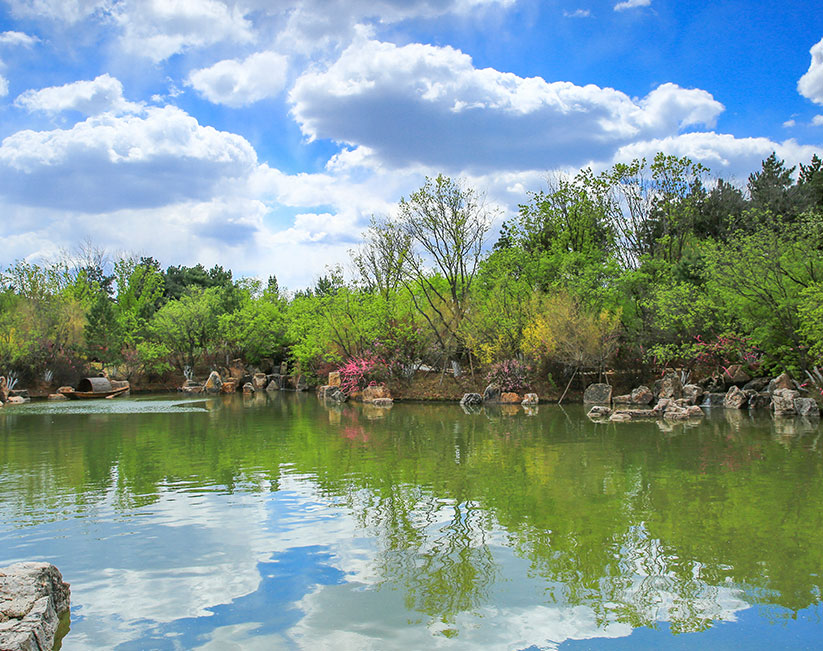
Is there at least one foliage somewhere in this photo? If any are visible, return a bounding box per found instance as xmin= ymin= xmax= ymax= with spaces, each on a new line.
xmin=336 ymin=355 xmax=390 ymax=394
xmin=485 ymin=359 xmax=530 ymax=393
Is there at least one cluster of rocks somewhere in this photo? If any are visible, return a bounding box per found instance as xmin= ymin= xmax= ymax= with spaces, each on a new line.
xmin=316 ymin=372 xmax=394 ymax=406
xmin=180 ymin=361 xmax=307 ymax=396
xmin=586 ymin=370 xmax=820 ymax=422
xmin=0 ymin=562 xmax=70 ymax=651
xmin=460 ymin=385 xmax=539 ymax=408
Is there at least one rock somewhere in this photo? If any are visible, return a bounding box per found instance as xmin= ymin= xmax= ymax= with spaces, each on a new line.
xmin=47 ymin=394 xmax=67 ymax=401
xmin=0 ymin=375 xmax=7 ymax=403
xmin=630 ymin=385 xmax=654 ymax=405
xmin=772 ymin=388 xmax=799 ymax=416
xmin=279 ymin=362 xmax=288 ymax=375
xmin=742 ymin=377 xmax=770 ymax=393
xmin=723 ymin=386 xmax=748 ymax=409
xmin=698 ymin=375 xmax=725 ymax=393
xmin=181 ymin=384 xmax=203 ymax=394
xmin=57 ymin=386 xmax=74 ymax=395
xmin=460 ymin=393 xmax=483 ymax=406
xmin=663 ymin=406 xmax=690 ymax=420
xmin=723 ymin=364 xmax=751 ymax=386
xmin=371 ymin=398 xmax=394 ymax=407
xmin=362 ymin=384 xmax=392 ymax=403
xmin=316 ymin=385 xmax=331 ymax=399
xmin=609 ymin=412 xmax=632 ymax=422
xmin=252 ymin=373 xmax=268 ymax=391
xmin=748 ymin=392 xmax=771 ymax=410
xmin=500 ymin=392 xmax=521 ymax=404
xmin=266 ymin=375 xmax=282 ymax=391
xmin=682 ymin=384 xmax=703 ymax=406
xmin=686 ymin=405 xmax=705 ymax=418
xmin=521 ymin=393 xmax=539 ymax=406
xmin=220 ymin=379 xmax=238 ymax=394
xmin=611 ymin=394 xmax=633 ymax=405
xmin=242 ymin=382 xmax=255 ymax=394
xmin=326 ymin=387 xmax=346 ymax=403
xmin=583 ymin=383 xmax=612 ymax=404
xmin=587 ymin=406 xmax=612 ymax=419
xmin=6 ymin=396 xmax=28 ymax=404
xmin=657 ymin=370 xmax=683 ymax=399
xmin=616 ymin=409 xmax=659 ymax=420
xmin=794 ymin=398 xmax=820 ymax=417
xmin=0 ymin=562 xmax=70 ymax=651
xmin=328 ymin=371 xmax=341 ymax=387
xmin=652 ymin=398 xmax=671 ymax=413
xmin=770 ymin=372 xmax=795 ymax=393
xmin=203 ymin=371 xmax=223 ymax=394
xmin=265 ymin=380 xmax=279 ymax=392
xmin=483 ymin=384 xmax=501 ymax=403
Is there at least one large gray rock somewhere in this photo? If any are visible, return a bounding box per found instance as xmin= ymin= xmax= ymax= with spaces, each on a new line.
xmin=460 ymin=393 xmax=483 ymax=406
xmin=521 ymin=393 xmax=539 ymax=406
xmin=0 ymin=562 xmax=70 ymax=651
xmin=723 ymin=386 xmax=748 ymax=409
xmin=772 ymin=388 xmax=800 ymax=416
xmin=769 ymin=372 xmax=795 ymax=394
xmin=630 ymin=385 xmax=654 ymax=405
xmin=742 ymin=377 xmax=770 ymax=393
xmin=483 ymin=384 xmax=501 ymax=403
xmin=325 ymin=387 xmax=346 ymax=403
xmin=794 ymin=398 xmax=820 ymax=417
xmin=682 ymin=384 xmax=704 ymax=406
xmin=587 ymin=405 xmax=612 ymax=419
xmin=252 ymin=372 xmax=268 ymax=391
xmin=656 ymin=371 xmax=683 ymax=399
xmin=583 ymin=383 xmax=612 ymax=404
xmin=702 ymin=392 xmax=726 ymax=407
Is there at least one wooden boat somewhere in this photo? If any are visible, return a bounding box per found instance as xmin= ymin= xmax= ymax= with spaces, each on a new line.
xmin=63 ymin=377 xmax=130 ymax=400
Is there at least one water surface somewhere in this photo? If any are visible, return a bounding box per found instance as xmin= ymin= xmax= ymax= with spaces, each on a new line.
xmin=1 ymin=393 xmax=821 ymax=649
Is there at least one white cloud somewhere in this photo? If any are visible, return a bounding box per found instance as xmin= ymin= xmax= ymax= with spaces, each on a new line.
xmin=15 ymin=74 xmax=141 ymax=116
xmin=187 ymin=51 xmax=289 ymax=107
xmin=614 ymin=0 xmax=650 ymax=11
xmin=612 ymin=131 xmax=822 ymax=180
xmin=0 ymin=75 xmax=7 ymax=98
xmin=563 ymin=9 xmax=591 ymax=18
xmin=798 ymin=37 xmax=823 ymax=105
xmin=783 ymin=119 xmax=796 ymax=128
xmin=3 ymin=0 xmax=109 ymax=23
xmin=813 ymin=115 xmax=823 ymax=126
xmin=290 ymin=38 xmax=724 ymax=172
xmin=0 ymin=105 xmax=257 ymax=212
xmin=0 ymin=30 xmax=40 ymax=47
xmin=113 ymin=0 xmax=255 ymax=62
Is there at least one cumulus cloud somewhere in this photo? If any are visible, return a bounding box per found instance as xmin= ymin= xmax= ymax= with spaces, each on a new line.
xmin=0 ymin=31 xmax=40 ymax=47
xmin=614 ymin=0 xmax=650 ymax=10
xmin=290 ymin=38 xmax=724 ymax=172
xmin=187 ymin=51 xmax=289 ymax=107
xmin=0 ymin=75 xmax=7 ymax=98
xmin=799 ymin=37 xmax=823 ymax=105
xmin=813 ymin=115 xmax=823 ymax=126
xmin=612 ymin=131 xmax=822 ymax=180
xmin=563 ymin=9 xmax=591 ymax=18
xmin=15 ymin=74 xmax=141 ymax=116
xmin=113 ymin=0 xmax=255 ymax=62
xmin=0 ymin=105 xmax=257 ymax=212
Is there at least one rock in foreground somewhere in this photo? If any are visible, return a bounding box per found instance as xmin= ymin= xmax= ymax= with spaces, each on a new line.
xmin=0 ymin=562 xmax=70 ymax=651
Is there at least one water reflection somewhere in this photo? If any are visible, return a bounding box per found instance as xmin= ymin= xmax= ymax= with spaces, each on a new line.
xmin=0 ymin=396 xmax=821 ymax=648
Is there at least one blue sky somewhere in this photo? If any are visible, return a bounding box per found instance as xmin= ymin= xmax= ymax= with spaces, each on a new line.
xmin=0 ymin=0 xmax=822 ymax=289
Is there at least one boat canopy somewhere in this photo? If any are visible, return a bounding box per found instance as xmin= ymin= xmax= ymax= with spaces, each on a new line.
xmin=76 ymin=377 xmax=113 ymax=393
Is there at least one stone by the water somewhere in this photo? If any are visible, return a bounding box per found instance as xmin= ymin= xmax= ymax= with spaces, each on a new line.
xmin=583 ymin=383 xmax=612 ymax=404
xmin=0 ymin=562 xmax=70 ymax=651
xmin=460 ymin=393 xmax=483 ymax=406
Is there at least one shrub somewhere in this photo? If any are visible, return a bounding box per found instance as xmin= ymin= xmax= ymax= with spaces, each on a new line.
xmin=337 ymin=355 xmax=389 ymax=394
xmin=485 ymin=358 xmax=530 ymax=393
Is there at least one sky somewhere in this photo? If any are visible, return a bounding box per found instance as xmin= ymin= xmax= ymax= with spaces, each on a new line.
xmin=1 ymin=0 xmax=822 ymax=289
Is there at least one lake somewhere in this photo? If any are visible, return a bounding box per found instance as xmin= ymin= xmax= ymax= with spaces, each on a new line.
xmin=1 ymin=393 xmax=821 ymax=650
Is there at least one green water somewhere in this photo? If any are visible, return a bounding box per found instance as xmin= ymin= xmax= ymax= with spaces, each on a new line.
xmin=1 ymin=393 xmax=822 ymax=649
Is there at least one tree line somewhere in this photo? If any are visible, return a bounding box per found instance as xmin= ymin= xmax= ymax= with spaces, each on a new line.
xmin=1 ymin=152 xmax=822 ymax=390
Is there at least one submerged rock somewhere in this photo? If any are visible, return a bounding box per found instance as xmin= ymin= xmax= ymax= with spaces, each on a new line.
xmin=0 ymin=562 xmax=70 ymax=651
xmin=587 ymin=405 xmax=612 ymax=419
